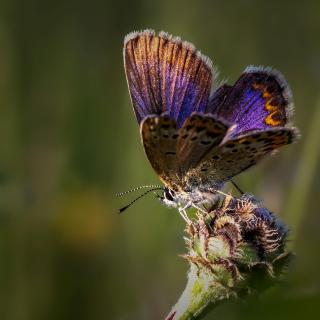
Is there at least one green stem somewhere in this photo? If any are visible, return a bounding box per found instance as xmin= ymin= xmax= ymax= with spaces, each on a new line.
xmin=165 ymin=264 xmax=228 ymax=320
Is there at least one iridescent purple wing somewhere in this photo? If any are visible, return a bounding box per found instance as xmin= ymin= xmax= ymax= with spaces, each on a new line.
xmin=207 ymin=66 xmax=293 ymax=137
xmin=124 ymin=30 xmax=214 ymax=127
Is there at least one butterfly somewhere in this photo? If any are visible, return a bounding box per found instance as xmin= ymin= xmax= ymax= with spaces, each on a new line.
xmin=123 ymin=29 xmax=299 ymax=220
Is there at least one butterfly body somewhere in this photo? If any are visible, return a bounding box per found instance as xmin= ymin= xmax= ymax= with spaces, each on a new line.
xmin=123 ymin=30 xmax=299 ymax=214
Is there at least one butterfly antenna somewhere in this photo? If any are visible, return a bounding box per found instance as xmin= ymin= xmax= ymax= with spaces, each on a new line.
xmin=230 ymin=179 xmax=244 ymax=195
xmin=118 ymin=187 xmax=164 ymax=214
xmin=116 ymin=185 xmax=163 ymax=197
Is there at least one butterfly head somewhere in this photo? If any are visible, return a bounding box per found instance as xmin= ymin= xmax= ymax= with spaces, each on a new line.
xmin=158 ymin=187 xmax=179 ymax=208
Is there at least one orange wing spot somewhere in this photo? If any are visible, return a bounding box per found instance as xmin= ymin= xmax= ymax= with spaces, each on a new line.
xmin=251 ymin=81 xmax=287 ymax=128
xmin=265 ymin=101 xmax=278 ymax=112
xmin=262 ymin=89 xmax=272 ymax=99
xmin=265 ymin=111 xmax=282 ymax=126
xmin=252 ymin=83 xmax=264 ymax=90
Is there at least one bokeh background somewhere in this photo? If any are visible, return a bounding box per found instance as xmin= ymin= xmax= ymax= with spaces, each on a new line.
xmin=0 ymin=0 xmax=319 ymax=319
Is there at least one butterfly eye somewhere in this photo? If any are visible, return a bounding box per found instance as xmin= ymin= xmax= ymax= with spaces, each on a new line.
xmin=164 ymin=188 xmax=175 ymax=202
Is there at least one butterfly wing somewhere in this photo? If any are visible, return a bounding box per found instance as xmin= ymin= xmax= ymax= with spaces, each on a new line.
xmin=207 ymin=66 xmax=293 ymax=137
xmin=140 ymin=114 xmax=181 ymax=189
xmin=124 ymin=30 xmax=214 ymax=127
xmin=189 ymin=127 xmax=300 ymax=186
xmin=176 ymin=113 xmax=230 ymax=172
xmin=124 ymin=31 xmax=300 ymax=193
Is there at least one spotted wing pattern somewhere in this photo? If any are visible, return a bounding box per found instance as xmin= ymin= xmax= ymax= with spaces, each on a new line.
xmin=190 ymin=128 xmax=299 ymax=185
xmin=140 ymin=114 xmax=181 ymax=189
xmin=177 ymin=113 xmax=230 ymax=172
xmin=207 ymin=66 xmax=293 ymax=137
xmin=124 ymin=30 xmax=214 ymax=127
xmin=123 ymin=31 xmax=300 ymax=199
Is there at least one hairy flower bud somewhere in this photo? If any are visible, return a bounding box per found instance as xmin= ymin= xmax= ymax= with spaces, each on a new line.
xmin=166 ymin=194 xmax=292 ymax=320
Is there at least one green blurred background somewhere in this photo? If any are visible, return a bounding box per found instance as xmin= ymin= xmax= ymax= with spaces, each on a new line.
xmin=0 ymin=0 xmax=319 ymax=319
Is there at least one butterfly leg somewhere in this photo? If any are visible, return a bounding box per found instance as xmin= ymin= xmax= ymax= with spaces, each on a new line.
xmin=191 ymin=203 xmax=210 ymax=215
xmin=178 ymin=202 xmax=193 ymax=224
xmin=191 ymin=203 xmax=215 ymax=232
xmin=178 ymin=208 xmax=192 ymax=224
xmin=230 ymin=179 xmax=244 ymax=195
